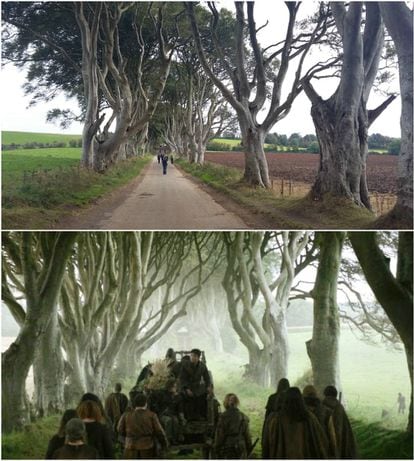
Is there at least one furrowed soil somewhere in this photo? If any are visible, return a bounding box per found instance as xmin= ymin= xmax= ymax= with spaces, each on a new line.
xmin=204 ymin=152 xmax=398 ymax=216
xmin=205 ymin=152 xmax=397 ymax=194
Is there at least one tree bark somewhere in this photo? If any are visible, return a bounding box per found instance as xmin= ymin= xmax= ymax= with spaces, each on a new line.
xmin=74 ymin=3 xmax=101 ymax=168
xmin=349 ymin=231 xmax=413 ymax=433
xmin=304 ymin=3 xmax=386 ymax=208
xmin=241 ymin=124 xmax=270 ymax=187
xmin=308 ymin=232 xmax=345 ymax=397
xmin=2 ymin=232 xmax=77 ymax=433
xmin=222 ymin=232 xmax=310 ymax=387
xmin=379 ymin=3 xmax=413 ymax=223
xmin=33 ymin=310 xmax=65 ymax=417
xmin=306 ymin=92 xmax=370 ymax=207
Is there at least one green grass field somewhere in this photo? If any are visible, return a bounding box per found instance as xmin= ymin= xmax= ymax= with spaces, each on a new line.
xmin=2 ymin=147 xmax=152 ymax=228
xmin=2 ymin=130 xmax=81 ymax=145
xmin=3 ymin=147 xmax=81 ymax=178
xmin=210 ymin=138 xmax=284 ymax=150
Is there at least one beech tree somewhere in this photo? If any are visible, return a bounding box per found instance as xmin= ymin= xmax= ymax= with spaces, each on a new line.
xmin=186 ymin=2 xmax=332 ymax=187
xmin=306 ymin=232 xmax=345 ymax=396
xmin=379 ymin=3 xmax=413 ymax=223
xmin=58 ymin=232 xmax=223 ymax=398
xmin=222 ymin=231 xmax=316 ymax=386
xmin=74 ymin=2 xmax=175 ymax=170
xmin=2 ymin=232 xmax=77 ymax=433
xmin=349 ymin=232 xmax=413 ymax=433
xmin=2 ymin=2 xmax=177 ymax=170
xmin=159 ymin=57 xmax=235 ymax=163
xmin=303 ymin=3 xmax=396 ymax=208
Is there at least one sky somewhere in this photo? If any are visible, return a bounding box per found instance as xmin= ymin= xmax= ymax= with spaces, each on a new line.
xmin=1 ymin=1 xmax=402 ymax=137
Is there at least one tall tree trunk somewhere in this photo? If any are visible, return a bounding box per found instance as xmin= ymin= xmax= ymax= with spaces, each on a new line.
xmin=2 ymin=233 xmax=77 ymax=433
xmin=33 ymin=311 xmax=65 ymax=417
xmin=303 ymin=4 xmax=386 ymax=209
xmin=379 ymin=3 xmax=413 ymax=223
xmin=75 ymin=4 xmax=101 ymax=168
xmin=308 ymin=232 xmax=345 ymax=396
xmin=308 ymin=96 xmax=370 ymax=208
xmin=349 ymin=231 xmax=413 ymax=433
xmin=240 ymin=123 xmax=270 ymax=187
xmin=64 ymin=341 xmax=88 ymax=403
xmin=195 ymin=144 xmax=206 ymax=165
xmin=270 ymin=313 xmax=289 ymax=387
xmin=2 ymin=342 xmax=33 ymax=433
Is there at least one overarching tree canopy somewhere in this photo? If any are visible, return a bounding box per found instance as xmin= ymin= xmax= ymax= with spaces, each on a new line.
xmin=2 ymin=230 xmax=411 ymax=435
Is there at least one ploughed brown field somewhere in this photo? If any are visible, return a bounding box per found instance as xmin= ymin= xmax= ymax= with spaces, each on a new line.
xmin=205 ymin=151 xmax=398 ymax=195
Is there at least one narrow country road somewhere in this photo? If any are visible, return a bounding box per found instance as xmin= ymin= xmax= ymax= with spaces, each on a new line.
xmin=61 ymin=156 xmax=248 ymax=230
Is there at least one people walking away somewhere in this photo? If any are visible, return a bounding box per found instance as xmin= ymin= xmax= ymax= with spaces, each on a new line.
xmin=214 ymin=393 xmax=252 ymax=459
xmin=79 ymin=392 xmax=113 ymax=435
xmin=45 ymin=409 xmax=78 ymax=459
xmin=179 ymin=348 xmax=212 ymax=420
xmin=162 ymin=154 xmax=169 ymax=175
xmin=262 ymin=387 xmax=329 ymax=459
xmin=170 ymin=154 xmax=174 ymax=164
xmin=52 ymin=418 xmax=98 ymax=459
xmin=397 ymin=392 xmax=406 ymax=414
xmin=77 ymin=400 xmax=114 ymax=459
xmin=105 ymin=383 xmax=129 ymax=434
xmin=265 ymin=378 xmax=290 ymax=419
xmin=117 ymin=393 xmax=169 ymax=459
xmin=157 ymin=145 xmax=164 ymax=164
xmin=323 ymin=385 xmax=358 ymax=459
xmin=303 ymin=385 xmax=337 ymax=458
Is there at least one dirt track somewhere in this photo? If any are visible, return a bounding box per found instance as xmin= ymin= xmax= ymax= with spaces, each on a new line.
xmin=58 ymin=156 xmax=248 ymax=230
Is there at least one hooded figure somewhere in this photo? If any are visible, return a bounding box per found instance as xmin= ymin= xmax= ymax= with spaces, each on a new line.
xmin=303 ymin=385 xmax=337 ymax=458
xmin=265 ymin=378 xmax=290 ymax=419
xmin=262 ymin=387 xmax=329 ymax=459
xmin=323 ymin=386 xmax=358 ymax=459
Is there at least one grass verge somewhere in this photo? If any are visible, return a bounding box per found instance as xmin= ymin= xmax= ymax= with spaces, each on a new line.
xmin=353 ymin=420 xmax=413 ymax=459
xmin=176 ymin=159 xmax=377 ymax=229
xmin=2 ymin=153 xmax=152 ymax=229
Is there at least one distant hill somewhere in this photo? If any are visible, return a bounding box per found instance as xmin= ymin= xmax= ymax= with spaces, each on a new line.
xmin=2 ymin=131 xmax=81 ymax=145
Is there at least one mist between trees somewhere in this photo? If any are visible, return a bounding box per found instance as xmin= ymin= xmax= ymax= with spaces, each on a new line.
xmin=2 ymin=2 xmax=412 ymax=223
xmin=1 ymin=231 xmax=412 ymax=436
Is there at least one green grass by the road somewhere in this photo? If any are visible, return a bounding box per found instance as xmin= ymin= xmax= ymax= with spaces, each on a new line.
xmin=2 ymin=147 xmax=152 ymax=229
xmin=176 ymin=159 xmax=378 ymax=229
xmin=2 ymin=130 xmax=81 ymax=145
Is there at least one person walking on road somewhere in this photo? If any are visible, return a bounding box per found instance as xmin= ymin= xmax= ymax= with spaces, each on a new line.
xmin=162 ymin=154 xmax=169 ymax=175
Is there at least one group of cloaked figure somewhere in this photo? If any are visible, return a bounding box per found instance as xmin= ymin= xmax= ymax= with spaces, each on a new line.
xmin=45 ymin=348 xmax=358 ymax=459
xmin=157 ymin=145 xmax=173 ymax=175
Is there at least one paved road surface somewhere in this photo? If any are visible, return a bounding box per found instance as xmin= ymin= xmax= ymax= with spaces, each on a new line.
xmin=64 ymin=157 xmax=248 ymax=230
